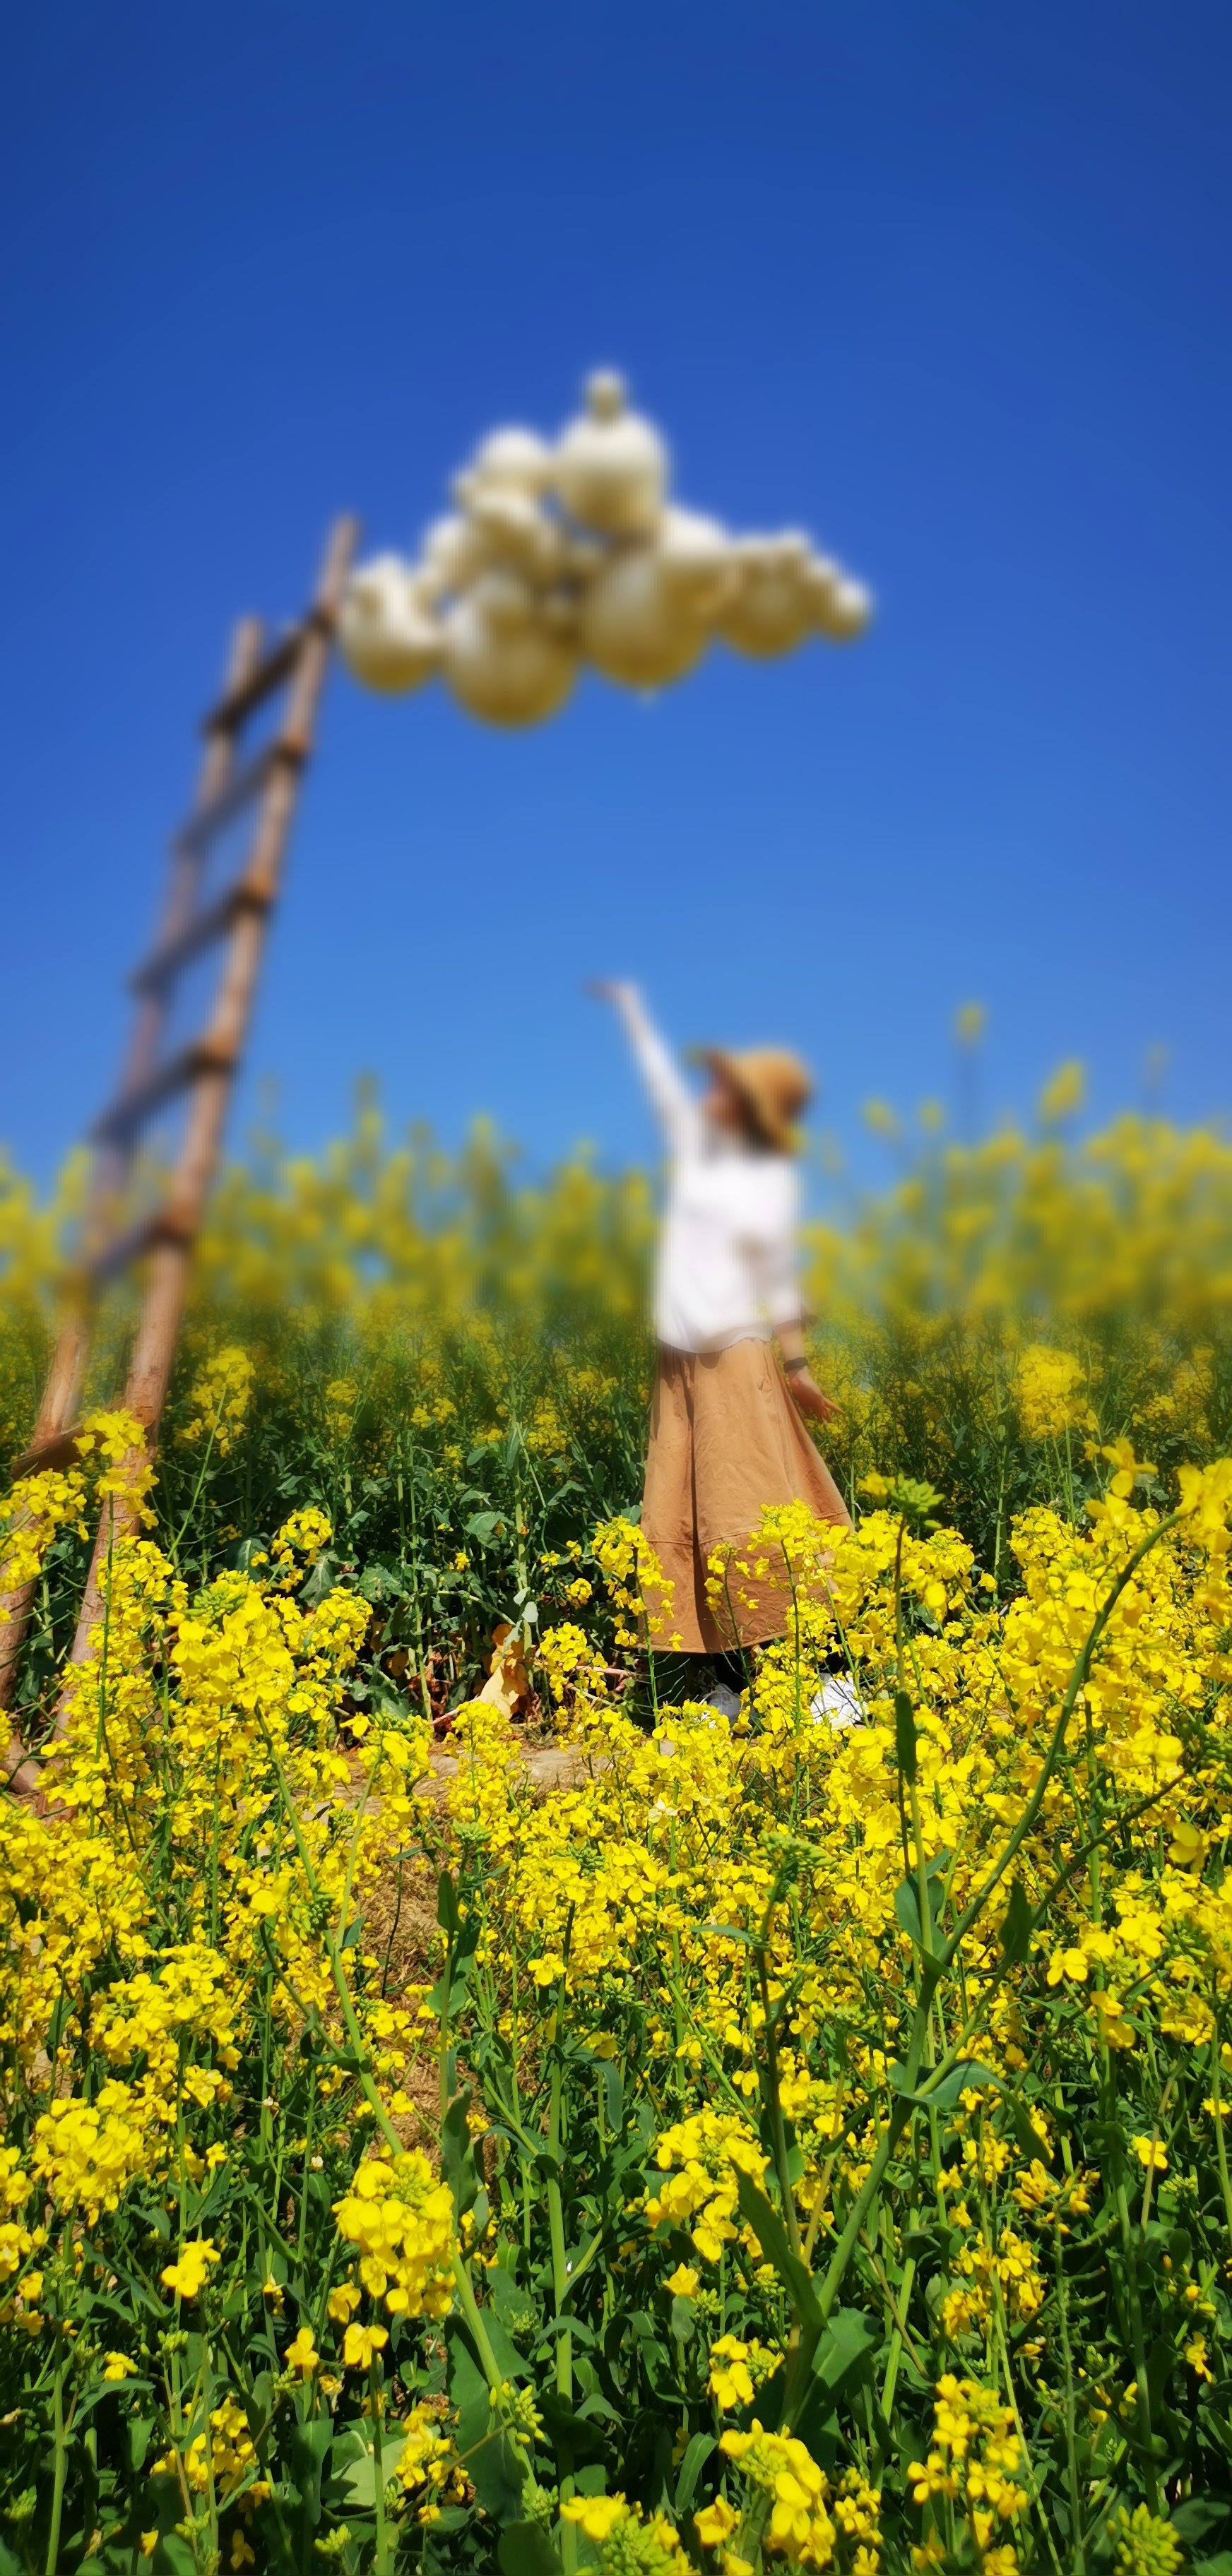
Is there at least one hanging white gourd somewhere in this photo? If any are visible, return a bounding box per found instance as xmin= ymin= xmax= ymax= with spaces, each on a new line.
xmin=339 ymin=370 xmax=872 ymax=722
xmin=718 ymin=535 xmax=817 ymax=659
xmin=442 ymin=571 xmax=576 ymax=726
xmin=807 ymin=566 xmax=873 ymax=640
xmin=454 ymin=479 xmax=567 ymax=586
xmin=337 ymin=556 xmax=442 ymax=695
xmin=467 ymin=425 xmax=555 ymax=497
xmin=657 ymin=506 xmax=735 ymax=616
xmin=553 ymin=370 xmax=668 ymax=537
xmin=418 ymin=512 xmax=492 ymax=602
xmin=580 ymin=543 xmax=712 ymax=688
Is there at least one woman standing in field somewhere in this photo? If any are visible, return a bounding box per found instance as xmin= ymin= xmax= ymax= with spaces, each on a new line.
xmin=591 ymin=980 xmax=849 ymax=1705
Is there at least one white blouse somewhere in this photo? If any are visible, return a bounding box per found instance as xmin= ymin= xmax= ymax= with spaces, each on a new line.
xmin=614 ymin=987 xmax=802 ymax=1354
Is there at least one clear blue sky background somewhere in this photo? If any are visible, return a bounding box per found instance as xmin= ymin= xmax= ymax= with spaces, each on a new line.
xmin=2 ymin=1 xmax=1229 ymax=1195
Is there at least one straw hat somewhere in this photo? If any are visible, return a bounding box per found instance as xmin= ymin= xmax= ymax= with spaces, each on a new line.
xmin=704 ymin=1046 xmax=814 ymax=1151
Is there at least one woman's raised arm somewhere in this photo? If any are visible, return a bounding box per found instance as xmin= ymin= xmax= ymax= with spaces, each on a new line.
xmin=587 ymin=981 xmax=701 ymax=1158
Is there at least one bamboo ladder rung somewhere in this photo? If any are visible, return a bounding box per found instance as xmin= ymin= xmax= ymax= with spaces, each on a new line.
xmin=171 ymin=737 xmax=288 ymax=857
xmin=199 ymin=613 xmax=328 ymax=734
xmin=10 ymin=1426 xmax=89 ymax=1481
xmin=86 ymin=1205 xmax=196 ymax=1284
xmin=129 ymin=875 xmax=275 ymax=996
xmin=88 ymin=1037 xmax=241 ymax=1146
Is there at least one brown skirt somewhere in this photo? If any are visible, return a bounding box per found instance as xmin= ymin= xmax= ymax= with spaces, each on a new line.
xmin=639 ymin=1337 xmax=851 ymax=1655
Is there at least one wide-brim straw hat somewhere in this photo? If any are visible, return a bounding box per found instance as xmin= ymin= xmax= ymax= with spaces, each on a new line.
xmin=703 ymin=1046 xmax=814 ymax=1151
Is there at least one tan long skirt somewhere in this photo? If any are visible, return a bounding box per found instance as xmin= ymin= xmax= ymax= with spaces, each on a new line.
xmin=639 ymin=1337 xmax=851 ymax=1656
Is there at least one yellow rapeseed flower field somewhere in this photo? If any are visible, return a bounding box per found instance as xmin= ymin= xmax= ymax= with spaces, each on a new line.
xmin=1 ymin=1094 xmax=1231 ymax=2574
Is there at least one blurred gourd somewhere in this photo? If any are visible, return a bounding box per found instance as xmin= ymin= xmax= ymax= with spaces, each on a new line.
xmin=443 ymin=571 xmax=576 ymax=725
xmin=468 ymin=424 xmax=555 ymax=497
xmin=718 ymin=535 xmax=815 ymax=658
xmin=807 ymin=566 xmax=874 ymax=641
xmin=554 ymin=370 xmax=668 ymax=537
xmin=419 ymin=512 xmax=492 ymax=602
xmin=337 ymin=556 xmax=442 ymax=695
xmin=658 ymin=506 xmax=734 ymax=614
xmin=454 ymin=479 xmax=567 ymax=585
xmin=580 ymin=543 xmax=707 ymax=687
xmin=340 ymin=369 xmax=871 ymax=721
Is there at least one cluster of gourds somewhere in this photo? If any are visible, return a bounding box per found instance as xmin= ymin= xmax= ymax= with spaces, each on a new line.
xmin=337 ymin=370 xmax=872 ymax=725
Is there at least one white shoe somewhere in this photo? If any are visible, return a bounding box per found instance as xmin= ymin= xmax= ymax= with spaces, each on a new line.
xmin=704 ymin=1681 xmax=742 ymax=1720
xmin=810 ymin=1676 xmax=865 ymax=1731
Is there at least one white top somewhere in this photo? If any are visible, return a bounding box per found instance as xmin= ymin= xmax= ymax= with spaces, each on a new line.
xmin=614 ymin=987 xmax=802 ymax=1354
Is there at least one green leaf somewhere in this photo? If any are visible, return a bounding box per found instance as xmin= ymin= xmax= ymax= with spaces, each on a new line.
xmin=340 ymin=2425 xmax=407 ymax=2508
xmin=673 ymin=2432 xmax=716 ymax=2517
xmin=1007 ymin=2097 xmax=1053 ymax=2169
xmin=539 ymin=2387 xmax=610 ymax=2463
xmin=735 ymin=2170 xmax=822 ymax=2331
xmin=894 ymin=1689 xmax=918 ymax=1784
xmin=153 ymin=2541 xmax=198 ymax=2576
xmin=442 ymin=2087 xmax=479 ymax=2213
xmin=437 ymin=1870 xmax=460 ymax=1937
xmin=243 ymin=2369 xmax=274 ymax=2443
xmin=446 ymin=2317 xmax=528 ymax=2524
xmin=600 ymin=2061 xmax=624 ymax=2132
xmin=812 ymin=2306 xmax=879 ymax=2394
xmin=480 ymin=2305 xmax=533 ymax=2383
xmin=893 ymin=1877 xmax=920 ymax=1940
xmin=911 ymin=2059 xmax=999 ymax=2114
xmin=999 ymin=1877 xmax=1032 ymax=1964
xmin=499 ymin=2524 xmax=562 ymax=2576
xmin=290 ymin=2416 xmax=333 ymax=2524
xmin=126 ymin=2414 xmax=153 ymax=2474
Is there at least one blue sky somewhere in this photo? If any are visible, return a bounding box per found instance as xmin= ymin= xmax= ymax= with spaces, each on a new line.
xmin=2 ymin=1 xmax=1229 ymax=1197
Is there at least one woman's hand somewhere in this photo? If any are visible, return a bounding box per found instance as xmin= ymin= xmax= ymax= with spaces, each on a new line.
xmin=786 ymin=1369 xmax=842 ymax=1426
xmin=585 ymin=978 xmax=636 ymax=1008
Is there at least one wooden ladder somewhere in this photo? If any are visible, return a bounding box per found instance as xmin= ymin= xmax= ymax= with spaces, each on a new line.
xmin=1 ymin=515 xmax=359 ymax=1741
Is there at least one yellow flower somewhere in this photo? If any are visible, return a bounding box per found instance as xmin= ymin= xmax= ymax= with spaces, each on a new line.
xmin=665 ymin=2264 xmax=699 ymax=2296
xmin=161 ymin=2239 xmax=222 ymax=2302
xmin=1131 ymin=2136 xmax=1168 ymax=2174
xmin=102 ymin=2351 xmax=138 ymax=2381
xmin=709 ymin=2334 xmax=755 ymax=2410
xmin=284 ymin=2326 xmax=320 ymax=2374
xmin=562 ymin=2496 xmax=627 ymax=2542
xmin=694 ymin=2497 xmax=739 ymax=2547
xmin=342 ymin=2322 xmax=389 ymax=2370
xmin=1168 ymin=1818 xmax=1207 ymax=1871
xmin=1038 ymin=1059 xmax=1086 ymax=1122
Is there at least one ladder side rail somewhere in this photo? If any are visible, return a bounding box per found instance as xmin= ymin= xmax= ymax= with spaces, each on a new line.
xmin=57 ymin=518 xmax=358 ymax=1708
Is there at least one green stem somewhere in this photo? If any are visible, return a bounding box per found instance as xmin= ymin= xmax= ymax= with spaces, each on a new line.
xmin=547 ymin=2041 xmax=577 ymax=2572
xmin=372 ymin=2359 xmax=389 ymax=2574
xmin=44 ymin=2349 xmax=68 ymax=2576
xmin=1207 ymin=2008 xmax=1232 ymax=2255
xmin=1052 ymin=2215 xmax=1087 ymax=2575
xmin=757 ymin=1933 xmax=805 ymax=2262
